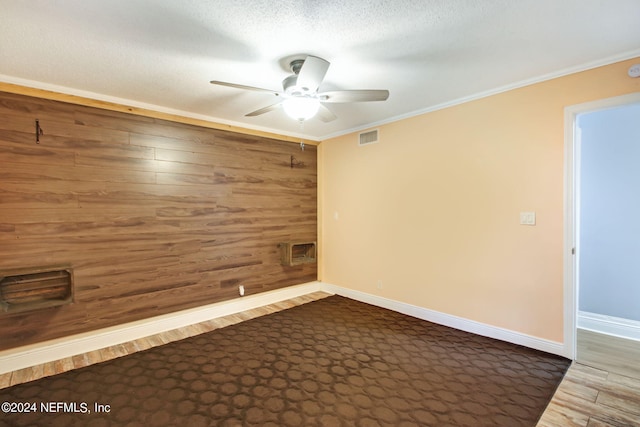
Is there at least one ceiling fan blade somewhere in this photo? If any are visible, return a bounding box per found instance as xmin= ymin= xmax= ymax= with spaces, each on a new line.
xmin=245 ymin=102 xmax=282 ymax=117
xmin=296 ymin=56 xmax=330 ymax=92
xmin=210 ymin=80 xmax=280 ymax=95
xmin=318 ymin=90 xmax=389 ymax=103
xmin=317 ymin=104 xmax=337 ymax=122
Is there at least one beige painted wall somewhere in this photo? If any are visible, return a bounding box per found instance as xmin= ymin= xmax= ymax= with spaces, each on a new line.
xmin=319 ymin=57 xmax=640 ymax=343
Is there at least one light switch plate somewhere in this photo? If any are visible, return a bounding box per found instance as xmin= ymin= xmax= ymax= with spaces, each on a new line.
xmin=520 ymin=211 xmax=536 ymax=225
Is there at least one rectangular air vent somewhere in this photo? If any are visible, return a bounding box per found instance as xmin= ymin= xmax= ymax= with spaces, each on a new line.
xmin=1 ymin=267 xmax=74 ymax=313
xmin=359 ymin=129 xmax=379 ymax=146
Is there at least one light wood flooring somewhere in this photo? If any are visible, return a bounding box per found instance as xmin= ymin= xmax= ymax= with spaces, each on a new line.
xmin=576 ymin=328 xmax=640 ymax=380
xmin=2 ymin=293 xmax=639 ymax=426
xmin=537 ymin=362 xmax=640 ymax=427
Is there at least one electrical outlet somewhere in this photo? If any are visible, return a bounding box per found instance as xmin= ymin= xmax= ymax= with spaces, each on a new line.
xmin=376 ymin=281 xmax=383 ymax=290
xmin=239 ymin=285 xmax=245 ymax=296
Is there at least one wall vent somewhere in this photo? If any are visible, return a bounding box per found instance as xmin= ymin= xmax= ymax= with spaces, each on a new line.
xmin=1 ymin=267 xmax=74 ymax=313
xmin=358 ymin=129 xmax=379 ymax=146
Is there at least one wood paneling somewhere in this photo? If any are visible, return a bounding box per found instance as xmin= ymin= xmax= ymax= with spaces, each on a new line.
xmin=0 ymin=91 xmax=317 ymax=350
xmin=0 ymin=82 xmax=319 ymax=146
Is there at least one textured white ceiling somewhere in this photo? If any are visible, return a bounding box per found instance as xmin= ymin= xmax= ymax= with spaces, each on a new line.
xmin=1 ymin=0 xmax=639 ymax=140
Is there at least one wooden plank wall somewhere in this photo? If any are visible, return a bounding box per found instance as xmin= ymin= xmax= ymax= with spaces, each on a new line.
xmin=0 ymin=91 xmax=317 ymax=350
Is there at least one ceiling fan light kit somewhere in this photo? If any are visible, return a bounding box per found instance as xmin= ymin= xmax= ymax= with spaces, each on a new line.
xmin=282 ymin=97 xmax=320 ymax=121
xmin=210 ymin=55 xmax=389 ymax=123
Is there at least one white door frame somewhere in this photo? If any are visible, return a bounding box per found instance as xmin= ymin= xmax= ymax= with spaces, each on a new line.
xmin=563 ymin=91 xmax=640 ymax=359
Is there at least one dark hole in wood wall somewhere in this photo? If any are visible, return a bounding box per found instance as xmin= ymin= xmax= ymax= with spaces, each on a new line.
xmin=0 ymin=267 xmax=73 ymax=313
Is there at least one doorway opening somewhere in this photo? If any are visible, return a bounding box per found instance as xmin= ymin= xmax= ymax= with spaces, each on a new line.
xmin=564 ymin=92 xmax=640 ymax=377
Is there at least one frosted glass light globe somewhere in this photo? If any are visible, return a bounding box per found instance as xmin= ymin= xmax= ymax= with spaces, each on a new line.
xmin=282 ymin=97 xmax=320 ymax=121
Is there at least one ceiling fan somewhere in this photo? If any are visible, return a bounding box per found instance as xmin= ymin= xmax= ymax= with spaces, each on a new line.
xmin=210 ymin=55 xmax=389 ymax=122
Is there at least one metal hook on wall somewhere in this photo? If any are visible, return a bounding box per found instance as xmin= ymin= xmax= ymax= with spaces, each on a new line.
xmin=35 ymin=119 xmax=43 ymax=144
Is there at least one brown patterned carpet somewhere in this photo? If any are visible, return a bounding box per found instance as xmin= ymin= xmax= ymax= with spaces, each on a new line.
xmin=0 ymin=296 xmax=569 ymax=427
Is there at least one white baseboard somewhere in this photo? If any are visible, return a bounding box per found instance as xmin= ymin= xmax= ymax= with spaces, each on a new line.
xmin=578 ymin=311 xmax=640 ymax=341
xmin=0 ymin=280 xmax=568 ymax=375
xmin=321 ymin=282 xmax=566 ymax=357
xmin=0 ymin=282 xmax=323 ymax=375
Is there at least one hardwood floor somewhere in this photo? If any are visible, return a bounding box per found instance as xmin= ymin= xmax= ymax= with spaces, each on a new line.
xmin=537 ymin=362 xmax=640 ymax=427
xmin=576 ymin=328 xmax=640 ymax=380
xmin=2 ymin=293 xmax=639 ymax=426
xmin=537 ymin=328 xmax=640 ymax=427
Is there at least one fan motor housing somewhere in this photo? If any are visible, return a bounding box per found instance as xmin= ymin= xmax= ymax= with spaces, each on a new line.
xmin=289 ymin=59 xmax=305 ymax=74
xmin=282 ymin=74 xmax=312 ymax=96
